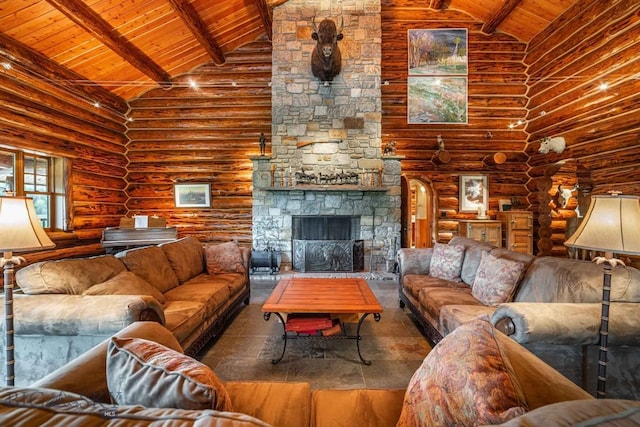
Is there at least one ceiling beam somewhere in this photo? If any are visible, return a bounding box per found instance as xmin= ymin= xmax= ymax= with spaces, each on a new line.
xmin=482 ymin=0 xmax=522 ymax=34
xmin=0 ymin=32 xmax=127 ymax=113
xmin=45 ymin=0 xmax=172 ymax=89
xmin=168 ymin=0 xmax=226 ymax=65
xmin=256 ymin=0 xmax=273 ymax=41
xmin=430 ymin=0 xmax=447 ymax=9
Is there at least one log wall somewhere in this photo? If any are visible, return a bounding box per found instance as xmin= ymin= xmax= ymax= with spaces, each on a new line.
xmin=125 ymin=40 xmax=272 ymax=246
xmin=524 ymin=0 xmax=640 ymax=257
xmin=0 ymin=33 xmax=128 ymax=264
xmin=380 ymin=2 xmax=530 ymax=242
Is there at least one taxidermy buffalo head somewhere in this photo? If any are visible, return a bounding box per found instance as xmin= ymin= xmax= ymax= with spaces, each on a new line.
xmin=311 ymin=17 xmax=344 ymax=82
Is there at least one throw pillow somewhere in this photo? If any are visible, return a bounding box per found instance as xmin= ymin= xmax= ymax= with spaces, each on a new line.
xmin=83 ymin=271 xmax=166 ymax=305
xmin=429 ymin=243 xmax=465 ymax=282
xmin=205 ymin=241 xmax=246 ymax=274
xmin=396 ymin=318 xmax=528 ymax=427
xmin=472 ymin=251 xmax=526 ymax=306
xmin=107 ymin=337 xmax=232 ymax=412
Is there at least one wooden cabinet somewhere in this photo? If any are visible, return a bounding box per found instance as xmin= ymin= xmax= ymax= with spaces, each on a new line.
xmin=458 ymin=220 xmax=502 ymax=247
xmin=497 ymin=211 xmax=534 ymax=255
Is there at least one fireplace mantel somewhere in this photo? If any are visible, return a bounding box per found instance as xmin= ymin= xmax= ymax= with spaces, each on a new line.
xmin=257 ymin=184 xmax=388 ymax=193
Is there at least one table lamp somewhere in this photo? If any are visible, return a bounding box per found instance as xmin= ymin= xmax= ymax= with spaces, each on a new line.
xmin=564 ymin=193 xmax=640 ymax=398
xmin=0 ymin=196 xmax=55 ymax=386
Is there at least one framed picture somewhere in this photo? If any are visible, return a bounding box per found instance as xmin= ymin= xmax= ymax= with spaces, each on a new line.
xmin=499 ymin=199 xmax=512 ymax=212
xmin=408 ymin=28 xmax=468 ymax=76
xmin=174 ymin=183 xmax=211 ymax=208
xmin=407 ymin=76 xmax=468 ymax=124
xmin=459 ymin=175 xmax=488 ymax=213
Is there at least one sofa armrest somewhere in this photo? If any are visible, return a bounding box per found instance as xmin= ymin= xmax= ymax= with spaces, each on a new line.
xmin=9 ymin=294 xmax=165 ymax=335
xmin=31 ymin=322 xmax=181 ymax=403
xmin=397 ymin=248 xmax=433 ymax=277
xmin=491 ymin=302 xmax=640 ymax=346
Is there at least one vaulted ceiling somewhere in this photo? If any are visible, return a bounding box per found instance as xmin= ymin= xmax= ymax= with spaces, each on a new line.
xmin=0 ymin=0 xmax=578 ymax=102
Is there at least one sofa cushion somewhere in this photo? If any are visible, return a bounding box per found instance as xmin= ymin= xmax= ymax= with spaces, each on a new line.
xmin=83 ymin=271 xmax=166 ymax=305
xmin=160 ymin=237 xmax=205 ymax=284
xmin=163 ymin=300 xmax=208 ymax=343
xmin=396 ymin=318 xmax=528 ymax=427
xmin=311 ymin=388 xmax=406 ymax=427
xmin=164 ymin=280 xmax=230 ymax=318
xmin=0 ymin=386 xmax=270 ymax=427
xmin=107 ymin=336 xmax=232 ymax=412
xmin=15 ymin=255 xmax=126 ymax=295
xmin=429 ymin=243 xmax=465 ymax=282
xmin=402 ymin=274 xmax=469 ymax=300
xmin=116 ymin=246 xmax=180 ymax=293
xmin=439 ymin=304 xmax=496 ymax=336
xmin=472 ymin=252 xmax=526 ymax=306
xmin=493 ymin=399 xmax=640 ymax=426
xmin=226 ymin=381 xmax=312 ymax=427
xmin=418 ymin=286 xmax=482 ymax=330
xmin=205 ymin=241 xmax=246 ymax=274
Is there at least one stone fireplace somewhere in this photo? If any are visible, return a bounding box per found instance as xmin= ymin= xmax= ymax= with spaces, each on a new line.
xmin=252 ymin=0 xmax=401 ymax=272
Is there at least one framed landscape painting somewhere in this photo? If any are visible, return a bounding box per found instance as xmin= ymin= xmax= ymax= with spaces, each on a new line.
xmin=174 ymin=183 xmax=211 ymax=208
xmin=459 ymin=175 xmax=488 ymax=213
xmin=407 ymin=76 xmax=468 ymax=124
xmin=408 ymin=28 xmax=468 ymax=75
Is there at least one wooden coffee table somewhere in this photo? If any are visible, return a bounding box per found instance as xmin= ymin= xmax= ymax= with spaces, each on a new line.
xmin=262 ymin=277 xmax=383 ymax=365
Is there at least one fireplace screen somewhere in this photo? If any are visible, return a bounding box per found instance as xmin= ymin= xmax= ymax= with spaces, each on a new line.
xmin=292 ymin=216 xmax=364 ymax=272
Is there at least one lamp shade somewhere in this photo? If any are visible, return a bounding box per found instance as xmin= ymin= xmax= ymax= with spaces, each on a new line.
xmin=0 ymin=197 xmax=55 ymax=252
xmin=564 ymin=194 xmax=640 ymax=255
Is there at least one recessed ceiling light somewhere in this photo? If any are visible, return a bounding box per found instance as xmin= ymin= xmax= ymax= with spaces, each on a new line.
xmin=599 ymin=82 xmax=609 ymax=91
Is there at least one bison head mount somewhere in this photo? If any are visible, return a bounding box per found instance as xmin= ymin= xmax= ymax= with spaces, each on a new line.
xmin=311 ymin=17 xmax=344 ymax=83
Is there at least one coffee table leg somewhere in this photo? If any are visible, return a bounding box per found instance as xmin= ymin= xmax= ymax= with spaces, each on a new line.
xmin=356 ymin=312 xmax=381 ymax=365
xmin=264 ymin=312 xmax=287 ymax=364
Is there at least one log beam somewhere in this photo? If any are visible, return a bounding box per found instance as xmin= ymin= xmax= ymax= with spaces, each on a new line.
xmin=483 ymin=152 xmax=507 ymax=167
xmin=482 ymin=0 xmax=522 ymax=35
xmin=45 ymin=0 xmax=172 ymax=89
xmin=168 ymin=0 xmax=226 ymax=65
xmin=256 ymin=0 xmax=273 ymax=41
xmin=0 ymin=32 xmax=127 ymax=113
xmin=430 ymin=0 xmax=447 ymax=10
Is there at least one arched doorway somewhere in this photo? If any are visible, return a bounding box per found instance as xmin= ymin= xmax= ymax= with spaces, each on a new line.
xmin=401 ymin=175 xmax=436 ymax=248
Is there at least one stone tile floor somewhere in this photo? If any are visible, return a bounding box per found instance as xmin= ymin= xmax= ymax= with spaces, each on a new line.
xmin=196 ymin=276 xmax=432 ymax=390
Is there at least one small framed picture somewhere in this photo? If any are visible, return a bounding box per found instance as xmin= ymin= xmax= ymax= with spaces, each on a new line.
xmin=174 ymin=183 xmax=211 ymax=208
xmin=459 ymin=175 xmax=488 ymax=213
xmin=499 ymin=199 xmax=512 ymax=212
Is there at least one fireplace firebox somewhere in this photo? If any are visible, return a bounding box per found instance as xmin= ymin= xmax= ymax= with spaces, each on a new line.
xmin=292 ymin=216 xmax=364 ymax=272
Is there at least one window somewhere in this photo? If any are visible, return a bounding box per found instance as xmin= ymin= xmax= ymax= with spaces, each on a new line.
xmin=0 ymin=148 xmax=69 ymax=231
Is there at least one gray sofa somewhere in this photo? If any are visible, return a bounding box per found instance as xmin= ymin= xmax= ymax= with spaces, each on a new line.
xmin=397 ymin=236 xmax=640 ymax=399
xmin=0 ymin=237 xmax=250 ymax=386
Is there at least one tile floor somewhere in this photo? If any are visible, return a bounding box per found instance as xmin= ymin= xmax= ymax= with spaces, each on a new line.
xmin=196 ymin=276 xmax=432 ymax=390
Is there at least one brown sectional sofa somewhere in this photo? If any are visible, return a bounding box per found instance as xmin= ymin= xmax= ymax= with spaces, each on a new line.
xmin=0 ymin=237 xmax=250 ymax=386
xmin=4 ymin=320 xmax=627 ymax=427
xmin=397 ymin=236 xmax=640 ymax=400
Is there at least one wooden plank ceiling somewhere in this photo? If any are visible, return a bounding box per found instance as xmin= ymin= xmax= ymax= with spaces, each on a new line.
xmin=0 ymin=0 xmax=578 ymax=101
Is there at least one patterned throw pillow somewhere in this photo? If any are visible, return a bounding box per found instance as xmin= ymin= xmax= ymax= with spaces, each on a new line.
xmin=429 ymin=243 xmax=465 ymax=282
xmin=205 ymin=241 xmax=246 ymax=274
xmin=472 ymin=251 xmax=526 ymax=306
xmin=107 ymin=337 xmax=232 ymax=412
xmin=396 ymin=318 xmax=528 ymax=427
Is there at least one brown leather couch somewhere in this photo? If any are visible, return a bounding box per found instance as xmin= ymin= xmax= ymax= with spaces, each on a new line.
xmin=397 ymin=236 xmax=640 ymax=399
xmin=0 ymin=237 xmax=250 ymax=386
